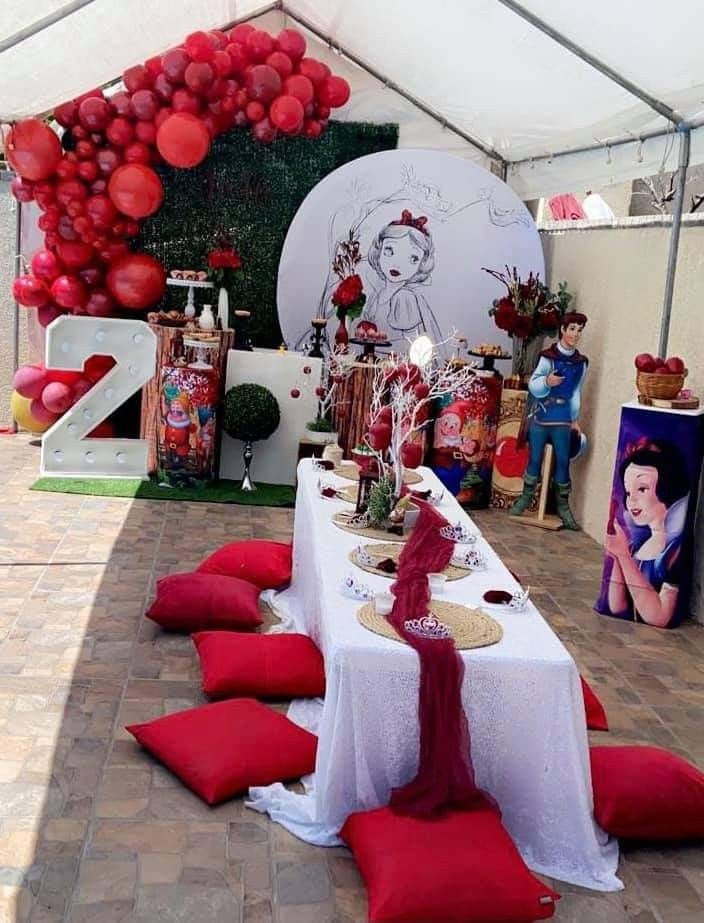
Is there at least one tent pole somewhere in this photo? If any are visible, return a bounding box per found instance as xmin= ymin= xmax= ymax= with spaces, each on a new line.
xmin=658 ymin=125 xmax=691 ymax=358
xmin=495 ymin=0 xmax=681 ymax=126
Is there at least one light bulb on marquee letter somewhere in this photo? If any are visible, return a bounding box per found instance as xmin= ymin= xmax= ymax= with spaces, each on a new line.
xmin=41 ymin=316 xmax=157 ymax=478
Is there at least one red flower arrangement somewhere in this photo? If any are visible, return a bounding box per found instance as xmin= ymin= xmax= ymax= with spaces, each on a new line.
xmin=207 ymin=234 xmax=243 ymax=288
xmin=483 ymin=265 xmax=572 ymax=341
xmin=331 ymin=230 xmax=366 ymax=320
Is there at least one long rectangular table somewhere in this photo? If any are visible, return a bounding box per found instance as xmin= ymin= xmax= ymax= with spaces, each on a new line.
xmin=249 ymin=460 xmax=621 ymax=891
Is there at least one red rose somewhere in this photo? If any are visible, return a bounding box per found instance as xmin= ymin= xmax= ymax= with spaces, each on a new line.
xmin=207 ymin=248 xmax=242 ymax=270
xmin=332 ymin=273 xmax=363 ymax=307
xmin=537 ymin=307 xmax=560 ymax=330
xmin=512 ymin=314 xmax=533 ymax=339
xmin=494 ymin=297 xmax=517 ymax=332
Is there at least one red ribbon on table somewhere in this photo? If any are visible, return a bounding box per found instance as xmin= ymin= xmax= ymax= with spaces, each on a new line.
xmin=387 ymin=500 xmax=492 ymax=817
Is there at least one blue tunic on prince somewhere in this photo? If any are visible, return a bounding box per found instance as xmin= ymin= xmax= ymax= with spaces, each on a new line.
xmin=525 ymin=342 xmax=588 ymax=484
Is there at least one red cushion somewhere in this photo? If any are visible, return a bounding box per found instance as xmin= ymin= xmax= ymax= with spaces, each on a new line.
xmin=193 ymin=631 xmax=325 ymax=699
xmin=591 ymin=745 xmax=704 ymax=841
xmin=581 ymin=676 xmax=609 ymax=731
xmin=197 ymin=540 xmax=293 ymax=589
xmin=341 ymin=802 xmax=559 ymax=923
xmin=146 ymin=572 xmax=262 ymax=632
xmin=126 ymin=698 xmax=317 ymax=805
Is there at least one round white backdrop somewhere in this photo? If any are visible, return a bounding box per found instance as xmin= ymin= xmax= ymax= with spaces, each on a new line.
xmin=277 ymin=149 xmax=544 ymax=357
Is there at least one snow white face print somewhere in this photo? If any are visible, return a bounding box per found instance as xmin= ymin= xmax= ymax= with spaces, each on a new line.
xmin=278 ymin=150 xmax=543 ymax=357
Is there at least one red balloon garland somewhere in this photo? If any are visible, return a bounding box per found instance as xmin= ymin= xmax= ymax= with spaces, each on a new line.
xmin=6 ymin=23 xmax=350 ymax=427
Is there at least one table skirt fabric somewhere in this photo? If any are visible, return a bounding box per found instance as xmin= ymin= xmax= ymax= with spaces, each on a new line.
xmin=248 ymin=461 xmax=621 ymax=891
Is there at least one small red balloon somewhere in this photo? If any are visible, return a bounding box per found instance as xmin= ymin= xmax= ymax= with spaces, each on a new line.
xmin=162 ymin=48 xmax=190 ymax=83
xmin=5 ymin=119 xmax=62 ymax=180
xmin=185 ymin=61 xmax=215 ymax=94
xmin=251 ymin=117 xmax=278 ymax=144
xmin=30 ymin=399 xmax=60 ymax=426
xmin=270 ymin=95 xmax=304 ymax=134
xmin=245 ymin=101 xmax=265 ymax=122
xmin=266 ymin=51 xmax=293 ymax=79
xmin=229 ymin=23 xmax=255 ymax=43
xmin=283 ymin=74 xmax=314 ymax=107
xmin=134 ymin=121 xmax=157 ymax=145
xmin=212 ymin=50 xmax=232 ymax=77
xmin=156 ymin=112 xmax=210 ymax=168
xmin=298 ymin=58 xmax=330 ymax=86
xmin=245 ymin=30 xmax=274 ymax=62
xmin=78 ymin=96 xmax=110 ymax=131
xmin=96 ymin=148 xmax=123 ymax=177
xmin=54 ymin=101 xmax=78 ymax=127
xmin=106 ymin=117 xmax=135 ymax=147
xmin=108 ymin=164 xmax=163 ymax=218
xmin=79 ymin=266 xmax=103 ymax=286
xmin=153 ymin=73 xmax=175 ymax=104
xmin=41 ymin=381 xmax=73 ymax=414
xmin=145 ymin=56 xmax=163 ymax=78
xmin=13 ymin=275 xmax=49 ymax=307
xmin=276 ymin=28 xmax=306 ymax=61
xmin=77 ymin=160 xmax=98 ymax=183
xmin=31 ymin=249 xmax=62 ymax=281
xmin=245 ymin=64 xmax=281 ymax=103
xmin=51 ymin=274 xmax=87 ymax=309
xmin=131 ymin=89 xmax=159 ymax=121
xmin=106 ymin=253 xmax=166 ymax=309
xmin=318 ymin=75 xmax=351 ymax=108
xmin=302 ymin=118 xmax=322 ymax=139
xmin=225 ymin=43 xmax=250 ymax=74
xmin=37 ymin=304 xmax=63 ymax=328
xmin=84 ymin=354 xmax=115 ymax=382
xmin=84 ymin=289 xmax=115 ymax=317
xmin=185 ymin=31 xmax=215 ymax=63
xmin=123 ymin=64 xmax=152 ymax=93
xmin=85 ymin=194 xmax=118 ymax=230
xmin=124 ymin=141 xmax=152 ymax=165
xmin=110 ymin=91 xmax=133 ymax=117
xmin=172 ymin=88 xmax=202 ymax=115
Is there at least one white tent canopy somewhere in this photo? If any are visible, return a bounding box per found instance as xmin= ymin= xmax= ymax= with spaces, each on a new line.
xmin=1 ymin=0 xmax=703 ymax=199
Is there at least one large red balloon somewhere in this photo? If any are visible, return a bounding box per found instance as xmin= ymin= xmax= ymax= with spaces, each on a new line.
xmin=270 ymin=95 xmax=304 ymax=134
xmin=245 ymin=64 xmax=281 ymax=103
xmin=107 ymin=253 xmax=166 ymax=309
xmin=156 ymin=113 xmax=210 ymax=167
xmin=5 ymin=120 xmax=62 ymax=180
xmin=276 ymin=29 xmax=306 ymax=61
xmin=108 ymin=164 xmax=163 ymax=218
xmin=318 ymin=75 xmax=351 ymax=108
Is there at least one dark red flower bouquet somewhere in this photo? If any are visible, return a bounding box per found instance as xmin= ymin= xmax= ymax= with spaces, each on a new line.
xmin=484 ymin=265 xmax=571 ymax=341
xmin=331 ymin=230 xmax=366 ymax=320
xmin=207 ymin=233 xmax=243 ymax=288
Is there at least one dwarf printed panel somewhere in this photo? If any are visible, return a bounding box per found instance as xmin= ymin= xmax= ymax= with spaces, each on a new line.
xmin=158 ymin=365 xmax=220 ymax=485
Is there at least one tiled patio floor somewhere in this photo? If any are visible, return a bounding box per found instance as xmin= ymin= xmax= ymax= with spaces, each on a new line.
xmin=1 ymin=434 xmax=703 ymax=922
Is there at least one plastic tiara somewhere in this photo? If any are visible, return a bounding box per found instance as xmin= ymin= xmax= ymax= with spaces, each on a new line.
xmin=403 ymin=614 xmax=451 ymax=641
xmin=439 ymin=522 xmax=476 ymax=544
xmin=341 ymin=574 xmax=374 ymax=601
xmin=354 ymin=545 xmax=376 ymax=567
xmin=509 ymin=587 xmax=530 ymax=611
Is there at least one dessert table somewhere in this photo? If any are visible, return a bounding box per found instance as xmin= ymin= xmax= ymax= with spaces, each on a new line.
xmin=249 ymin=460 xmax=621 ymax=891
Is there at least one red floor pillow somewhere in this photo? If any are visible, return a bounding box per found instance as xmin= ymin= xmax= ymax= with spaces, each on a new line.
xmin=127 ymin=698 xmax=317 ymax=805
xmin=581 ymin=676 xmax=609 ymax=731
xmin=341 ymin=801 xmax=559 ymax=922
xmin=591 ymin=745 xmax=704 ymax=840
xmin=193 ymin=631 xmax=325 ymax=699
xmin=197 ymin=540 xmax=293 ymax=590
xmin=146 ymin=572 xmax=262 ymax=632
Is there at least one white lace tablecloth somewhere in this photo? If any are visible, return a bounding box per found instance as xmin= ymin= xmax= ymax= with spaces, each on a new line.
xmin=249 ymin=460 xmax=621 ymax=891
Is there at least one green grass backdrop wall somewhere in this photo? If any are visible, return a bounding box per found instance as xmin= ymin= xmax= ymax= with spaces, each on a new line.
xmin=136 ymin=121 xmax=398 ymax=348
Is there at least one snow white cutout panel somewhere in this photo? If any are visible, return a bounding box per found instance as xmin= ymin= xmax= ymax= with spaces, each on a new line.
xmin=277 ymin=150 xmax=542 ymax=357
xmin=158 ymin=366 xmax=219 ymax=486
xmin=595 ymin=406 xmax=704 ymax=629
xmin=429 ymin=373 xmax=501 ymax=508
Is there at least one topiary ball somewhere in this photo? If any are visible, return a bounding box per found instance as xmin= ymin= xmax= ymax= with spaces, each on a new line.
xmin=223 ymin=383 xmax=280 ymax=443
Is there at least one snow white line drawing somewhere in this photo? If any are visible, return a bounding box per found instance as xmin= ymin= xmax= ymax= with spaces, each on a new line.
xmin=293 ymin=164 xmax=530 ymax=354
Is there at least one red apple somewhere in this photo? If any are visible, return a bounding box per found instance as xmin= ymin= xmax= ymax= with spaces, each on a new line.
xmin=493 ymin=436 xmax=529 ymax=480
xmin=653 ymin=357 xmax=666 ymax=369
xmin=634 ymin=353 xmax=656 ymax=372
xmin=654 ymin=366 xmax=669 ymax=375
xmin=665 ymin=356 xmax=685 ymax=374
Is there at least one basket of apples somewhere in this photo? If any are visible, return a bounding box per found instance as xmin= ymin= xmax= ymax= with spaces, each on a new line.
xmin=635 ymin=353 xmax=687 ymax=399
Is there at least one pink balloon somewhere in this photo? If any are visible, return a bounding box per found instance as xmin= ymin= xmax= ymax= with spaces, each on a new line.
xmin=13 ymin=364 xmax=48 ymax=400
xmin=41 ymin=381 xmax=73 ymax=414
xmin=29 ymin=399 xmax=59 ymax=426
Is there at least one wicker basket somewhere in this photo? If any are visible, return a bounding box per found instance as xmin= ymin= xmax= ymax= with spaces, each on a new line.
xmin=636 ymin=369 xmax=687 ymax=400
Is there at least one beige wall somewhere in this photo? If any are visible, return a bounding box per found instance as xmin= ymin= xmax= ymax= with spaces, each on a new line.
xmin=541 ymin=223 xmax=704 ymax=619
xmin=0 ymin=181 xmax=28 ymax=428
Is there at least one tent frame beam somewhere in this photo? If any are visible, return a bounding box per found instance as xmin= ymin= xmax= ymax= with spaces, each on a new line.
xmin=495 ymin=0 xmax=683 ymax=128
xmin=658 ymin=125 xmax=690 ymax=357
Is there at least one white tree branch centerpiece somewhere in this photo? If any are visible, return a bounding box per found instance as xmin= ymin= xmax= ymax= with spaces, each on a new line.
xmin=304 ymin=348 xmax=356 ymax=445
xmin=362 ymin=337 xmax=479 ymax=526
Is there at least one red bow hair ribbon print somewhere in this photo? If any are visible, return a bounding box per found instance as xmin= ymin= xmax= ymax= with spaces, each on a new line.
xmin=391 ymin=210 xmax=429 ymax=235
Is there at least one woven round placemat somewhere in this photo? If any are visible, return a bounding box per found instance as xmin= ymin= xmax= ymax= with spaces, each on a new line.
xmin=357 ymin=600 xmax=503 ymax=650
xmin=333 ymin=463 xmax=423 ymax=485
xmin=349 ymin=543 xmax=470 ymax=581
xmin=332 ymin=512 xmax=408 ymax=543
xmin=336 ymin=484 xmax=359 ymax=504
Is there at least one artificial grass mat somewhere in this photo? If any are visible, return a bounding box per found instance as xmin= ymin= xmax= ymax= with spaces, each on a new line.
xmin=31 ymin=476 xmax=295 ymax=507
